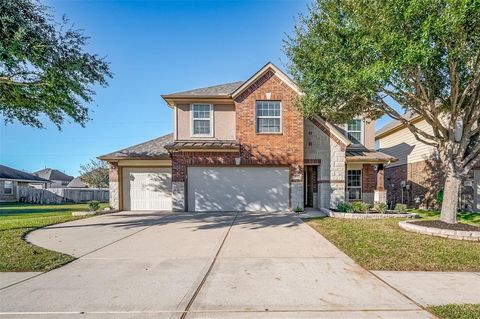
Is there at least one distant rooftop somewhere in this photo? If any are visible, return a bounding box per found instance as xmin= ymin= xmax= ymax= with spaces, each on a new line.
xmin=33 ymin=168 xmax=74 ymax=182
xmin=375 ymin=111 xmax=419 ymax=138
xmin=0 ymin=165 xmax=51 ymax=183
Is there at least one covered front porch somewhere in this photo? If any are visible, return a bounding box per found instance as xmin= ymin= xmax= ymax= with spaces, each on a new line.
xmin=345 ymin=148 xmax=396 ymax=205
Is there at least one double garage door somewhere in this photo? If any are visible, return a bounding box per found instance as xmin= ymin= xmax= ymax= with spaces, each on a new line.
xmin=123 ymin=166 xmax=289 ymax=212
xmin=187 ymin=167 xmax=289 ymax=212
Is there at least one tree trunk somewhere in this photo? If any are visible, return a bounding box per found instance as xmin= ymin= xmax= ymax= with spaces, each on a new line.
xmin=440 ymin=172 xmax=462 ymax=224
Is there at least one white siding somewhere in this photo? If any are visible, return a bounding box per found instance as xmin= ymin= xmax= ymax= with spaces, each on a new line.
xmin=377 ymin=119 xmax=436 ymax=167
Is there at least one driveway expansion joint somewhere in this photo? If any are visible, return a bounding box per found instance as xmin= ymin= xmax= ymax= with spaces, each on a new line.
xmin=180 ymin=212 xmax=239 ymax=319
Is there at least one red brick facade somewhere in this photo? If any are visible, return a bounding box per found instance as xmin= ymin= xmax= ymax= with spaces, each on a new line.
xmin=171 ymin=151 xmax=240 ymax=182
xmin=234 ymin=73 xmax=304 ymax=180
xmin=109 ymin=163 xmax=119 ymax=183
xmin=362 ymin=164 xmax=375 ymax=193
xmin=171 ymin=72 xmax=305 ymax=183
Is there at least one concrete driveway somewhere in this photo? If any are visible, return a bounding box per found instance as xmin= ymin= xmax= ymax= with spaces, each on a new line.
xmin=0 ymin=211 xmax=433 ymax=318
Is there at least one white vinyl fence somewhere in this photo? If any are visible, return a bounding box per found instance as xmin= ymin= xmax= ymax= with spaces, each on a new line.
xmin=17 ymin=187 xmax=109 ymax=204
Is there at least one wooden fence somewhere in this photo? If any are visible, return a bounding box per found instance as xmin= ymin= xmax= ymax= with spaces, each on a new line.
xmin=17 ymin=187 xmax=109 ymax=204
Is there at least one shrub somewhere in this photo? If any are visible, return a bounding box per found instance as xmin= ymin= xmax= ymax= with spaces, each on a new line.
xmin=293 ymin=206 xmax=303 ymax=213
xmin=394 ymin=203 xmax=407 ymax=213
xmin=375 ymin=202 xmax=388 ymax=214
xmin=88 ymin=200 xmax=100 ymax=212
xmin=350 ymin=201 xmax=372 ymax=213
xmin=336 ymin=202 xmax=353 ymax=213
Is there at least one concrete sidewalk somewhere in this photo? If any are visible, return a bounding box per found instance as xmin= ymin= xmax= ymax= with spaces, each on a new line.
xmin=374 ymin=271 xmax=480 ymax=306
xmin=0 ymin=211 xmax=434 ymax=318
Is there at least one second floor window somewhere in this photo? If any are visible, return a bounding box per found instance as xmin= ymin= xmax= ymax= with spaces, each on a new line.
xmin=347 ymin=119 xmax=362 ymax=145
xmin=192 ymin=104 xmax=212 ymax=136
xmin=256 ymin=101 xmax=281 ymax=133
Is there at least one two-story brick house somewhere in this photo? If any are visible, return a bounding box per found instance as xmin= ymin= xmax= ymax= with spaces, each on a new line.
xmin=100 ymin=63 xmax=395 ymax=212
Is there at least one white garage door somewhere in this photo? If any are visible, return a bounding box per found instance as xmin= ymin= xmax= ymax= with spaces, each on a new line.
xmin=187 ymin=167 xmax=289 ymax=212
xmin=123 ymin=167 xmax=172 ymax=211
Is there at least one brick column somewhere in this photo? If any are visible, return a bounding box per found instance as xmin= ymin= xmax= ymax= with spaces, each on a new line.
xmin=374 ymin=164 xmax=387 ymax=204
xmin=362 ymin=164 xmax=375 ymax=204
xmin=376 ymin=164 xmax=385 ymax=191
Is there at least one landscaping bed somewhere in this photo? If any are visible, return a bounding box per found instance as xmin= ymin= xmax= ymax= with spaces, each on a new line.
xmin=400 ymin=220 xmax=480 ymax=241
xmin=0 ymin=202 xmax=108 ymax=272
xmin=328 ymin=210 xmax=418 ymax=219
xmin=412 ymin=220 xmax=480 ymax=231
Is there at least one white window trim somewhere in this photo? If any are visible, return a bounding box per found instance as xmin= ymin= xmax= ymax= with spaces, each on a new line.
xmin=190 ymin=103 xmax=214 ymax=138
xmin=346 ymin=118 xmax=364 ymax=145
xmin=347 ymin=169 xmax=362 ymax=200
xmin=4 ymin=180 xmax=13 ymax=195
xmin=255 ymin=101 xmax=283 ymax=134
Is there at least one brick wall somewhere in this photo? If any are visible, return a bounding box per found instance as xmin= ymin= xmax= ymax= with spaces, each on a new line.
xmin=171 ymin=151 xmax=240 ymax=182
xmin=362 ymin=164 xmax=375 ymax=193
xmin=234 ymin=73 xmax=304 ymax=180
xmin=385 ymin=160 xmax=475 ymax=209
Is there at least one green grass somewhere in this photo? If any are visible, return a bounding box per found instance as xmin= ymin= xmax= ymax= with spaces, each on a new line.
xmin=0 ymin=202 xmax=107 ymax=272
xmin=429 ymin=304 xmax=480 ymax=319
xmin=307 ymin=216 xmax=480 ymax=271
xmin=410 ymin=209 xmax=480 ymax=225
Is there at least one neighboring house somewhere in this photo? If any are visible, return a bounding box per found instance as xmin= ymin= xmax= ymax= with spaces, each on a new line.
xmin=33 ymin=168 xmax=74 ymax=188
xmin=376 ymin=112 xmax=480 ymax=211
xmin=99 ymin=62 xmax=395 ymax=212
xmin=67 ymin=177 xmax=89 ymax=188
xmin=0 ymin=164 xmax=51 ymax=202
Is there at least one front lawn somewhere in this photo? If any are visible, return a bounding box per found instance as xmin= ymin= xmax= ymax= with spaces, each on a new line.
xmin=0 ymin=202 xmax=107 ymax=272
xmin=429 ymin=304 xmax=480 ymax=319
xmin=307 ymin=216 xmax=480 ymax=271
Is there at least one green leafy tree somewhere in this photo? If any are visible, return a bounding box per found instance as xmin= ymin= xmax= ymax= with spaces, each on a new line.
xmin=79 ymin=159 xmax=109 ymax=189
xmin=0 ymin=0 xmax=112 ymax=128
xmin=285 ymin=0 xmax=480 ymax=224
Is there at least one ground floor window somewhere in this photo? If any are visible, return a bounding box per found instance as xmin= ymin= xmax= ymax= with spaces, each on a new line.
xmin=4 ymin=181 xmax=13 ymax=194
xmin=347 ymin=169 xmax=362 ymax=200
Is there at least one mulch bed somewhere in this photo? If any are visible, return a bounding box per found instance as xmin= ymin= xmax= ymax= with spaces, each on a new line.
xmin=411 ymin=220 xmax=480 ymax=232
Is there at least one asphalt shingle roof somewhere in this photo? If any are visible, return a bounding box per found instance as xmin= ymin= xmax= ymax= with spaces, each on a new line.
xmin=345 ymin=147 xmax=397 ymax=163
xmin=33 ymin=168 xmax=74 ymax=182
xmin=67 ymin=177 xmax=88 ymax=188
xmin=375 ymin=111 xmax=418 ymax=137
xmin=164 ymin=81 xmax=244 ymax=97
xmin=164 ymin=140 xmax=240 ymax=150
xmin=99 ymin=133 xmax=173 ymax=160
xmin=0 ymin=165 xmax=51 ymax=182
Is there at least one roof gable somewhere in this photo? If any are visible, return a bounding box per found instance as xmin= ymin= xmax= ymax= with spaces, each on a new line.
xmin=375 ymin=111 xmax=421 ymax=139
xmin=231 ymin=62 xmax=301 ymax=99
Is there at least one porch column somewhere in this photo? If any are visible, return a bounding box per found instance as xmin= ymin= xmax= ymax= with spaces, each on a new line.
xmin=108 ymin=162 xmax=120 ymax=210
xmin=374 ymin=164 xmax=387 ymax=203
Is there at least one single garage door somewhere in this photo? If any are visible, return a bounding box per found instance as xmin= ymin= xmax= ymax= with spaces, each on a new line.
xmin=123 ymin=167 xmax=172 ymax=211
xmin=187 ymin=167 xmax=289 ymax=212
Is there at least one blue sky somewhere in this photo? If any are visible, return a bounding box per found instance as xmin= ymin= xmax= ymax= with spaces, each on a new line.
xmin=0 ymin=0 xmax=393 ymax=176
